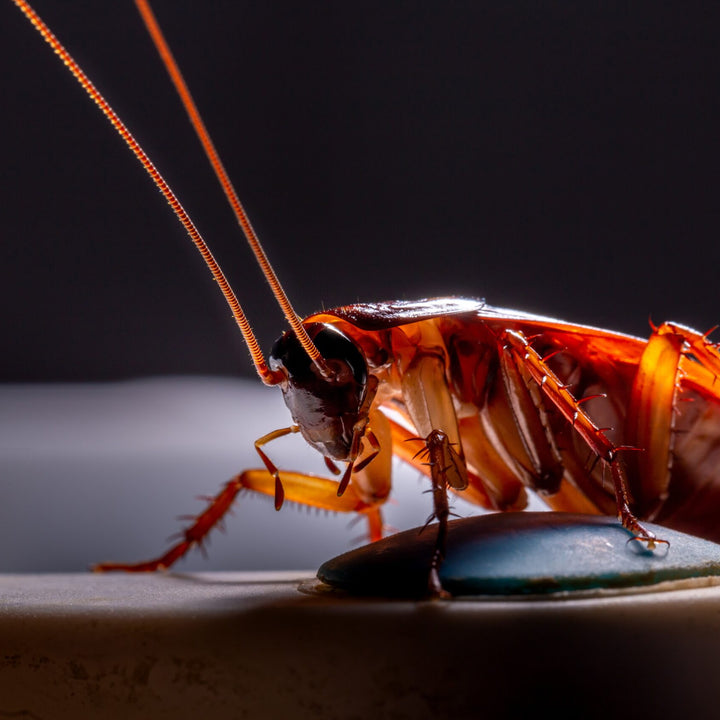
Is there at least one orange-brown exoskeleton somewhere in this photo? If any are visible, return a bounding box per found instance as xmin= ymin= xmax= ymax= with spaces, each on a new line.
xmin=14 ymin=0 xmax=720 ymax=596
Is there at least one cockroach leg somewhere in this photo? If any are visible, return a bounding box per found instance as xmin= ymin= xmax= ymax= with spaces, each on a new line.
xmin=503 ymin=329 xmax=670 ymax=550
xmin=253 ymin=426 xmax=300 ymax=510
xmin=93 ymin=474 xmax=248 ymax=572
xmin=502 ymin=329 xmax=618 ymax=462
xmin=94 ymin=468 xmax=381 ymax=573
xmin=423 ymin=430 xmax=459 ymax=599
xmin=607 ymin=456 xmax=667 ymax=550
xmin=335 ymin=378 xmax=380 ymax=497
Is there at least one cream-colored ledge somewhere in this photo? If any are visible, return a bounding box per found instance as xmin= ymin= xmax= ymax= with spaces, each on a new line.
xmin=1 ymin=571 xmax=720 ymax=719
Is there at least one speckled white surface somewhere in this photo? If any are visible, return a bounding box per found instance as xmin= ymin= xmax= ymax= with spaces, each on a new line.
xmin=2 ymin=571 xmax=720 ymax=719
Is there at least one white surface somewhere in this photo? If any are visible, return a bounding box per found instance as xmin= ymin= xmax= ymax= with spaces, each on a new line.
xmin=0 ymin=378 xmax=540 ymax=573
xmin=1 ymin=571 xmax=719 ymax=719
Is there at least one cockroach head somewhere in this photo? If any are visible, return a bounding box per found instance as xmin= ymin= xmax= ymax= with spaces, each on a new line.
xmin=269 ymin=323 xmax=369 ymax=461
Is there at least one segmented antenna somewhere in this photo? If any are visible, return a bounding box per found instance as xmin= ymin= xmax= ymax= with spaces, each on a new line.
xmin=134 ymin=0 xmax=332 ymax=379
xmin=12 ymin=0 xmax=291 ymax=385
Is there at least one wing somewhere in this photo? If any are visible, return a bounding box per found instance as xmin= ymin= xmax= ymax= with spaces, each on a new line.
xmin=324 ymin=297 xmax=486 ymax=330
xmin=322 ymin=295 xmax=639 ymax=344
xmin=313 ymin=296 xmax=647 ymax=369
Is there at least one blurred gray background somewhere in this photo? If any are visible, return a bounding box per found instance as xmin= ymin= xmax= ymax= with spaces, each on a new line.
xmin=1 ymin=1 xmax=719 ymax=571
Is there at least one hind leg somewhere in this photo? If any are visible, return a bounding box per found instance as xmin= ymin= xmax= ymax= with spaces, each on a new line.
xmin=501 ymin=328 xmax=664 ymax=547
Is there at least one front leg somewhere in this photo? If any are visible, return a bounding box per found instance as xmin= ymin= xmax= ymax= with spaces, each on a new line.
xmin=95 ymin=408 xmax=392 ymax=572
xmin=93 ymin=467 xmax=384 ymax=572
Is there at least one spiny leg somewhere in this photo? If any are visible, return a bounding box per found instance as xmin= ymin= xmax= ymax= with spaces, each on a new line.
xmin=607 ymin=455 xmax=662 ymax=549
xmin=501 ymin=328 xmax=663 ymax=548
xmin=93 ymin=469 xmax=379 ymax=572
xmin=418 ymin=430 xmax=464 ymax=598
xmin=398 ymin=351 xmax=469 ymax=595
xmin=663 ymin=321 xmax=720 ymax=374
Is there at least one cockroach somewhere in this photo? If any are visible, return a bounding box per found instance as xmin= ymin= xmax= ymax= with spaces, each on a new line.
xmin=12 ymin=0 xmax=720 ymax=596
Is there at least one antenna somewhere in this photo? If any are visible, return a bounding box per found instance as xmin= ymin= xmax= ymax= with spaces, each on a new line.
xmin=134 ymin=0 xmax=332 ymax=379
xmin=11 ymin=0 xmax=326 ymax=383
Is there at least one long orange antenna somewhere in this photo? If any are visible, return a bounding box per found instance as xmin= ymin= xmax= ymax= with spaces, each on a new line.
xmin=11 ymin=0 xmax=283 ymax=385
xmin=134 ymin=0 xmax=332 ymax=379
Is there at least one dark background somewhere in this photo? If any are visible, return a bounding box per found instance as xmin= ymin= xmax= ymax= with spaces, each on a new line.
xmin=2 ymin=1 xmax=720 ymax=382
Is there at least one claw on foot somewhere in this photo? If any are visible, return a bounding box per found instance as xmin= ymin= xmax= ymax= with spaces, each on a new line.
xmin=618 ymin=509 xmax=670 ymax=554
xmin=625 ymin=531 xmax=670 ymax=555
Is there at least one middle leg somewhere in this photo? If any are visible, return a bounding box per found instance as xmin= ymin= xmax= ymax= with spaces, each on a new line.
xmin=418 ymin=429 xmax=461 ymax=598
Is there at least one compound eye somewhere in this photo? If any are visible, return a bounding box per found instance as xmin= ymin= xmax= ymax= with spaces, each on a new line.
xmin=270 ymin=324 xmax=367 ymax=387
